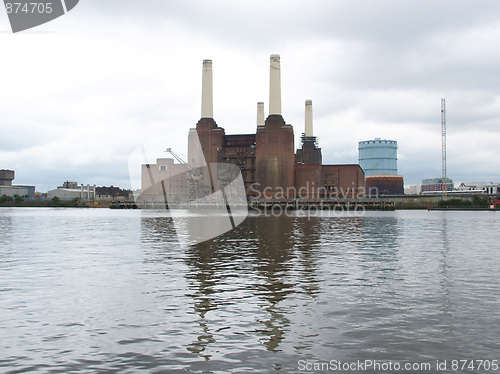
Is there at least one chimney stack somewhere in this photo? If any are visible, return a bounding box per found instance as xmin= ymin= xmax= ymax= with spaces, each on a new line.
xmin=305 ymin=100 xmax=313 ymax=137
xmin=201 ymin=59 xmax=213 ymax=118
xmin=257 ymin=102 xmax=265 ymax=126
xmin=269 ymin=54 xmax=281 ymax=116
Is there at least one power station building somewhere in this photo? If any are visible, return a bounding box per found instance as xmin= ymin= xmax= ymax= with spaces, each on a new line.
xmin=141 ymin=55 xmax=364 ymax=201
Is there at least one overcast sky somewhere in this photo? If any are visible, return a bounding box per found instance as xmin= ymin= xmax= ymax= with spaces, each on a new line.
xmin=1 ymin=0 xmax=500 ymax=191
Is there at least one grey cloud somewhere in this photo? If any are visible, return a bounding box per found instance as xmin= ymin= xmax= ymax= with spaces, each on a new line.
xmin=3 ymin=0 xmax=500 ymax=188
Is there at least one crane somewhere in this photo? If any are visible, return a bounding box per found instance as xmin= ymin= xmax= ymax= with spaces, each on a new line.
xmin=165 ymin=148 xmax=206 ymax=199
xmin=165 ymin=148 xmax=189 ymax=167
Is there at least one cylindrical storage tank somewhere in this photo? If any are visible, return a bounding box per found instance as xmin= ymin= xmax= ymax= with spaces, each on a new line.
xmin=358 ymin=139 xmax=398 ymax=176
xmin=365 ymin=175 xmax=404 ymax=196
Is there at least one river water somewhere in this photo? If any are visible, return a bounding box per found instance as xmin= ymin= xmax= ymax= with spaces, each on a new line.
xmin=0 ymin=208 xmax=499 ymax=373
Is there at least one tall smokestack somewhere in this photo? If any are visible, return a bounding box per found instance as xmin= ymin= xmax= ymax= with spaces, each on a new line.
xmin=305 ymin=99 xmax=313 ymax=137
xmin=257 ymin=102 xmax=265 ymax=126
xmin=201 ymin=59 xmax=213 ymax=118
xmin=269 ymin=54 xmax=281 ymax=116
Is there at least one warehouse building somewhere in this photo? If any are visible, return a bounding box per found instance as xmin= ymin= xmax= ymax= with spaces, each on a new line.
xmin=47 ymin=183 xmax=96 ymax=201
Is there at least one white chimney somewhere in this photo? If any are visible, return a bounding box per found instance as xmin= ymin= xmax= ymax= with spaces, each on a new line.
xmin=201 ymin=59 xmax=213 ymax=118
xmin=257 ymin=102 xmax=265 ymax=126
xmin=305 ymin=99 xmax=313 ymax=137
xmin=269 ymin=54 xmax=281 ymax=115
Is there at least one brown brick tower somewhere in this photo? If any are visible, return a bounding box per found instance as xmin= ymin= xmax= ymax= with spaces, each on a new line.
xmin=294 ymin=100 xmax=323 ymax=198
xmin=188 ymin=59 xmax=224 ymax=168
xmin=255 ymin=55 xmax=295 ymax=197
xmin=295 ymin=100 xmax=322 ymax=165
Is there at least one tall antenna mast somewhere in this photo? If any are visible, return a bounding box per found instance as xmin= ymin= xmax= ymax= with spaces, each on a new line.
xmin=441 ymin=98 xmax=447 ymax=195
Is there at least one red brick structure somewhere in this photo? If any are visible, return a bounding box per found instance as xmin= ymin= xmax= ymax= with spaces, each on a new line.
xmin=366 ymin=175 xmax=404 ymax=196
xmin=255 ymin=115 xmax=295 ymax=198
xmin=185 ymin=56 xmax=365 ymax=200
xmin=143 ymin=55 xmax=365 ymax=201
xmin=322 ymin=165 xmax=365 ymax=197
xmin=294 ymin=164 xmax=322 ymax=198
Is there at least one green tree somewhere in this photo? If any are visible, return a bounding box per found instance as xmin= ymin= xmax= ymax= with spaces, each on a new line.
xmin=0 ymin=195 xmax=14 ymax=205
xmin=438 ymin=198 xmax=471 ymax=208
xmin=50 ymin=196 xmax=61 ymax=207
xmin=472 ymin=194 xmax=488 ymax=207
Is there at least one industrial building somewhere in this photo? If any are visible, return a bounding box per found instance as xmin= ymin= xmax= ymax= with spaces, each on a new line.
xmin=141 ymin=158 xmax=188 ymax=203
xmin=0 ymin=169 xmax=35 ymax=198
xmin=47 ymin=182 xmax=96 ymax=201
xmin=358 ymin=139 xmax=404 ymax=195
xmin=141 ymin=55 xmax=364 ymax=201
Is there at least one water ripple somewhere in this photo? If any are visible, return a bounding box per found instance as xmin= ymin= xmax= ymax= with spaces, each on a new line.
xmin=0 ymin=209 xmax=499 ymax=372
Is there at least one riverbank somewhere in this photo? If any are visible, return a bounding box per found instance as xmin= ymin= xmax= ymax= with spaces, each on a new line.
xmin=0 ymin=200 xmax=82 ymax=208
xmin=0 ymin=199 xmax=111 ymax=208
xmin=1 ymin=194 xmax=496 ymax=211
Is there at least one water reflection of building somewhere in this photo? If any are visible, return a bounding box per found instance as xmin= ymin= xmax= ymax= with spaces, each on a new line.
xmin=184 ymin=241 xmax=219 ymax=359
xmin=140 ymin=215 xmax=217 ymax=359
xmin=251 ymin=215 xmax=295 ymax=351
xmin=180 ymin=214 xmax=324 ymax=354
xmin=140 ymin=212 xmax=325 ymax=356
xmin=292 ymin=217 xmax=323 ymax=298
